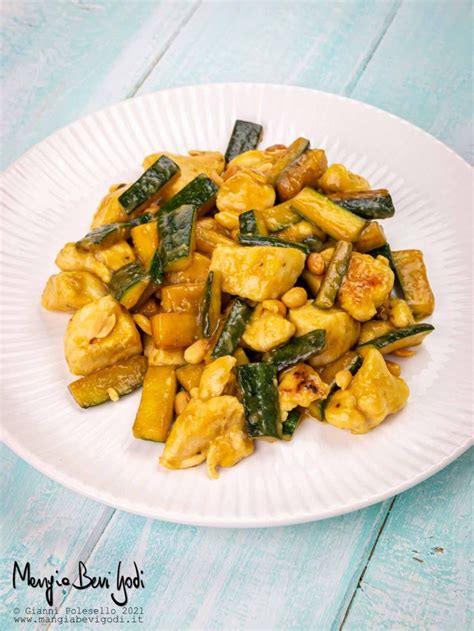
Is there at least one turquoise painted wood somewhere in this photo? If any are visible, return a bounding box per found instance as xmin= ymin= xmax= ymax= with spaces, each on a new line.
xmin=1 ymin=1 xmax=471 ymax=629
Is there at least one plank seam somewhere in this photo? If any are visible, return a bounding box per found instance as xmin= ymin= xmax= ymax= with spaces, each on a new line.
xmin=343 ymin=0 xmax=403 ymax=96
xmin=127 ymin=0 xmax=203 ymax=98
xmin=45 ymin=506 xmax=116 ymax=630
xmin=339 ymin=496 xmax=398 ymax=629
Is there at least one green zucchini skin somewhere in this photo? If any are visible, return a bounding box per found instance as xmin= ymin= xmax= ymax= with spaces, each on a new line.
xmin=314 ymin=241 xmax=353 ymax=309
xmin=239 ymin=210 xmax=260 ymax=235
xmin=225 ymin=120 xmax=263 ymax=163
xmin=149 ymin=249 xmax=164 ymax=284
xmin=108 ymin=261 xmax=149 ymax=301
xmin=358 ymin=323 xmax=434 ymax=353
xmin=263 ymin=201 xmax=301 ymax=232
xmin=282 ymin=408 xmax=303 ymax=440
xmin=329 ymin=189 xmax=395 ymax=219
xmin=118 ymin=155 xmax=180 ymax=215
xmin=211 ymin=298 xmax=253 ymax=359
xmin=76 ymin=212 xmax=154 ymax=250
xmin=158 ymin=204 xmax=197 ymax=272
xmin=238 ymin=234 xmax=310 ymax=254
xmin=367 ymin=243 xmax=398 ymax=273
xmin=160 ymin=174 xmax=218 ymax=216
xmin=263 ymin=329 xmax=326 ymax=372
xmin=302 ymin=236 xmax=325 ymax=253
xmin=269 ymin=137 xmax=310 ymax=185
xmin=237 ymin=362 xmax=282 ymax=439
xmin=201 ymin=271 xmax=221 ymax=338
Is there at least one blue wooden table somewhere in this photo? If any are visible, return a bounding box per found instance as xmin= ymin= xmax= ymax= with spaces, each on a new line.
xmin=1 ymin=2 xmax=472 ymax=629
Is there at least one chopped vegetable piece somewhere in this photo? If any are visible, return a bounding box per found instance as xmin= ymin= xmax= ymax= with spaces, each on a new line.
xmin=77 ymin=212 xmax=153 ymax=251
xmin=160 ymin=174 xmax=218 ymax=216
xmin=239 ymin=209 xmax=267 ymax=235
xmin=158 ymin=204 xmax=197 ymax=272
xmin=263 ymin=329 xmax=326 ymax=372
xmin=201 ymin=271 xmax=222 ymax=337
xmin=118 ymin=155 xmax=180 ymax=215
xmin=315 ymin=241 xmax=352 ymax=309
xmin=263 ymin=200 xmax=302 ymax=232
xmin=357 ymin=323 xmax=434 ymax=356
xmin=108 ymin=262 xmax=150 ymax=309
xmin=329 ymin=189 xmax=395 ymax=219
xmin=149 ymin=249 xmax=163 ymax=285
xmin=225 ymin=120 xmax=263 ymax=163
xmin=392 ymin=250 xmax=435 ymax=318
xmin=237 ymin=363 xmax=282 ymax=439
xmin=176 ymin=363 xmax=205 ymax=392
xmin=195 ymin=222 xmax=237 ymax=255
xmin=133 ymin=366 xmax=176 ymax=442
xmin=302 ymin=236 xmax=325 ymax=253
xmin=131 ymin=220 xmax=159 ymax=267
xmin=151 ymin=312 xmax=199 ymax=349
xmin=161 ymin=282 xmax=205 ymax=313
xmin=290 ymin=188 xmax=367 ymax=242
xmin=212 ymin=298 xmax=253 ymax=358
xmin=354 ymin=221 xmax=386 ymax=253
xmin=281 ymin=409 xmax=303 ymax=440
xmin=69 ymin=355 xmax=147 ymax=408
xmin=165 ymin=252 xmax=210 ymax=284
xmin=268 ymin=138 xmax=310 ymax=185
xmin=238 ymin=234 xmax=310 ymax=254
xmin=277 ymin=148 xmax=327 ymax=201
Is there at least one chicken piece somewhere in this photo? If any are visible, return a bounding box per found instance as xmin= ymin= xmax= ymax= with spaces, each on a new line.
xmin=64 ymin=295 xmax=142 ymax=376
xmin=388 ymin=298 xmax=416 ymax=328
xmin=278 ymin=363 xmax=330 ymax=419
xmin=142 ymin=151 xmax=225 ymax=201
xmin=143 ymin=335 xmax=185 ymax=366
xmin=288 ymin=301 xmax=360 ymax=366
xmin=91 ymin=184 xmax=130 ymax=229
xmin=197 ymin=356 xmax=237 ymax=401
xmin=318 ymin=164 xmax=370 ymax=194
xmin=216 ymin=169 xmax=275 ymax=214
xmin=41 ymin=271 xmax=107 ymax=311
xmin=242 ymin=306 xmax=295 ymax=352
xmin=325 ymin=348 xmax=409 ymax=433
xmin=225 ymin=149 xmax=278 ymax=179
xmin=338 ymin=252 xmax=394 ymax=322
xmin=160 ymin=395 xmax=254 ymax=479
xmin=56 ymin=241 xmax=135 ymax=284
xmin=210 ymin=245 xmax=305 ymax=302
xmin=277 ymin=149 xmax=328 ymax=201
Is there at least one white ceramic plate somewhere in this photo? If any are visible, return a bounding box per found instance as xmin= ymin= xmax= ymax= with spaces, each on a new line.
xmin=1 ymin=84 xmax=472 ymax=527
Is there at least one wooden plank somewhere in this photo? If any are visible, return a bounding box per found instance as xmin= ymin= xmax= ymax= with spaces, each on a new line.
xmin=343 ymin=450 xmax=473 ymax=630
xmin=1 ymin=0 xmax=198 ymax=169
xmin=0 ymin=445 xmax=115 ymax=627
xmin=48 ymin=500 xmax=392 ymax=630
xmin=138 ymin=0 xmax=399 ymax=95
xmin=351 ymin=0 xmax=473 ymax=162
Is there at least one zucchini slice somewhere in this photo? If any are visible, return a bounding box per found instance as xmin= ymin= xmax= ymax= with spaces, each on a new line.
xmin=307 ymin=351 xmax=362 ymax=421
xmin=237 ymin=362 xmax=282 ymax=439
xmin=268 ymin=138 xmax=310 ymax=185
xmin=290 ymin=188 xmax=367 ymax=242
xmin=68 ymin=355 xmax=147 ymax=408
xmin=237 ymin=234 xmax=310 ymax=254
xmin=225 ymin=119 xmax=263 ymax=163
xmin=160 ymin=174 xmax=219 ymax=216
xmin=357 ymin=323 xmax=434 ymax=356
xmin=392 ymin=250 xmax=435 ymax=318
xmin=201 ymin=271 xmax=222 ymax=337
xmin=302 ymin=236 xmax=325 ymax=253
xmin=118 ymin=155 xmax=180 ymax=215
xmin=149 ymin=249 xmax=164 ymax=285
xmin=77 ymin=212 xmax=154 ymax=251
xmin=133 ymin=366 xmax=177 ymax=442
xmin=329 ymin=189 xmax=395 ymax=219
xmin=263 ymin=200 xmax=302 ymax=232
xmin=158 ymin=204 xmax=197 ymax=272
xmin=314 ymin=241 xmax=353 ymax=309
xmin=367 ymin=243 xmax=397 ymax=272
xmin=151 ymin=312 xmax=199 ymax=349
xmin=211 ymin=298 xmax=253 ymax=359
xmin=354 ymin=221 xmax=386 ymax=253
xmin=282 ymin=408 xmax=303 ymax=440
xmin=263 ymin=329 xmax=326 ymax=372
xmin=239 ymin=209 xmax=267 ymax=236
xmin=161 ymin=282 xmax=205 ymax=313
xmin=108 ymin=262 xmax=150 ymax=309
xmin=176 ymin=363 xmax=205 ymax=392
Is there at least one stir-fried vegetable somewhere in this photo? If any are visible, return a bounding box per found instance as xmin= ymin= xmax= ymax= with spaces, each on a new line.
xmin=42 ymin=119 xmax=436 ymax=478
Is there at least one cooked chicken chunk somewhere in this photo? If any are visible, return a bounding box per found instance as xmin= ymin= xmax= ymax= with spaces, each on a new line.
xmin=278 ymin=363 xmax=329 ymax=419
xmin=160 ymin=395 xmax=253 ymax=479
xmin=56 ymin=241 xmax=135 ymax=284
xmin=338 ymin=252 xmax=394 ymax=322
xmin=242 ymin=306 xmax=295 ymax=352
xmin=91 ymin=184 xmax=130 ymax=228
xmin=325 ymin=348 xmax=409 ymax=433
xmin=210 ymin=245 xmax=305 ymax=302
xmin=41 ymin=271 xmax=107 ymax=311
xmin=216 ymin=168 xmax=275 ymax=214
xmin=64 ymin=295 xmax=142 ymax=376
